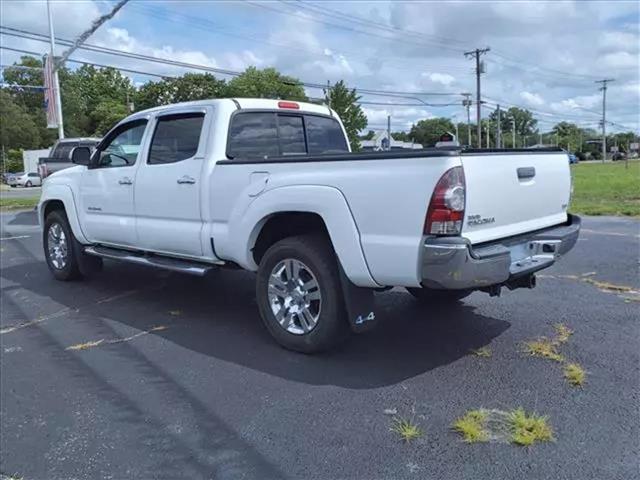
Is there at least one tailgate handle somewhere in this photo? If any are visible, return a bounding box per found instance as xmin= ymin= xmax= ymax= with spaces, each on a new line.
xmin=517 ymin=167 xmax=536 ymax=180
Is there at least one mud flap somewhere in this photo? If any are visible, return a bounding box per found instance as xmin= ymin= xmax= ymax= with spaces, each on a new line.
xmin=338 ymin=265 xmax=378 ymax=333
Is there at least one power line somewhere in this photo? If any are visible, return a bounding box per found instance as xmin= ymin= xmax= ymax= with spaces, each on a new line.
xmin=288 ymin=1 xmax=601 ymax=82
xmin=0 ymin=26 xmax=463 ymax=99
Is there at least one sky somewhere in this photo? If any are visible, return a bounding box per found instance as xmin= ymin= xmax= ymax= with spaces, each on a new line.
xmin=1 ymin=0 xmax=638 ymax=135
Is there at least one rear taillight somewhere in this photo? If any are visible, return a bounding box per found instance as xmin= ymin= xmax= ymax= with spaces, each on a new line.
xmin=424 ymin=166 xmax=465 ymax=236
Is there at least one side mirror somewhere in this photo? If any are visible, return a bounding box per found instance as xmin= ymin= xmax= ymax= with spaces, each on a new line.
xmin=71 ymin=146 xmax=91 ymax=166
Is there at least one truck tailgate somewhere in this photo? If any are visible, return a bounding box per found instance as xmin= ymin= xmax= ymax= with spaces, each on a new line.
xmin=461 ymin=152 xmax=571 ymax=244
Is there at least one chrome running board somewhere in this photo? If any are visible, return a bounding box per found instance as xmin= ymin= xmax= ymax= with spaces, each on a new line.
xmin=84 ymin=246 xmax=216 ymax=276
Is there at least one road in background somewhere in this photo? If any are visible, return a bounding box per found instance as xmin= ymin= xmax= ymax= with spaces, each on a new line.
xmin=1 ymin=210 xmax=638 ymax=480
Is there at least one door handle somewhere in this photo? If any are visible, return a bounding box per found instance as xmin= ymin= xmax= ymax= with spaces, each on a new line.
xmin=118 ymin=177 xmax=133 ymax=185
xmin=177 ymin=176 xmax=196 ymax=185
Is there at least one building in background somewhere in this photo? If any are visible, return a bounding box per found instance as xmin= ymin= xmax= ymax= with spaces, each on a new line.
xmin=360 ymin=130 xmax=423 ymax=151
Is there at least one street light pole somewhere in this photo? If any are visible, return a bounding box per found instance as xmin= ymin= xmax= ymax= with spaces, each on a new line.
xmin=47 ymin=0 xmax=64 ymax=139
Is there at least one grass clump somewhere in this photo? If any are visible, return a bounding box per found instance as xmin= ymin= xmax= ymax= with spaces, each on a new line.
xmin=390 ymin=417 xmax=422 ymax=443
xmin=522 ymin=338 xmax=564 ymax=362
xmin=470 ymin=346 xmax=492 ymax=358
xmin=564 ymin=362 xmax=586 ymax=386
xmin=553 ymin=323 xmax=573 ymax=344
xmin=452 ymin=409 xmax=489 ymax=443
xmin=507 ymin=408 xmax=554 ymax=446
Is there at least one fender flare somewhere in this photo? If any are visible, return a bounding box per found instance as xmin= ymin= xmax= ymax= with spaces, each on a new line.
xmin=39 ymin=184 xmax=89 ymax=244
xmin=215 ymin=185 xmax=380 ymax=288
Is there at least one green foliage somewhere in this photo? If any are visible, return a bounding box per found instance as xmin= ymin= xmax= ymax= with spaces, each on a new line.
xmin=360 ymin=130 xmax=376 ymax=141
xmin=409 ymin=118 xmax=455 ymax=147
xmin=226 ymin=67 xmax=307 ymax=101
xmin=390 ymin=417 xmax=422 ymax=443
xmin=327 ymin=81 xmax=367 ymax=151
xmin=0 ymin=90 xmax=42 ymax=149
xmin=489 ymin=107 xmax=537 ymax=148
xmin=135 ymin=73 xmax=226 ymax=110
xmin=391 ymin=131 xmax=410 ymax=142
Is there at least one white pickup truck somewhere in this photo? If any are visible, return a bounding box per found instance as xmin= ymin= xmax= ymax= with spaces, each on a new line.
xmin=39 ymin=98 xmax=580 ymax=352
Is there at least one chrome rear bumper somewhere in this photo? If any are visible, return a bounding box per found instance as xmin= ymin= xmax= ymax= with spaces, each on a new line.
xmin=420 ymin=214 xmax=581 ymax=290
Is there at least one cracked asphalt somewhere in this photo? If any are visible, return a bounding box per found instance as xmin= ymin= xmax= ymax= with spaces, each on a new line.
xmin=1 ymin=210 xmax=638 ymax=480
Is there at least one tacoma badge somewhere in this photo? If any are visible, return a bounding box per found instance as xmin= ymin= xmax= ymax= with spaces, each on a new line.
xmin=467 ymin=214 xmax=495 ymax=226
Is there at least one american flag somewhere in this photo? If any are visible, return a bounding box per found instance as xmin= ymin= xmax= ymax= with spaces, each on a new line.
xmin=43 ymin=54 xmax=59 ymax=128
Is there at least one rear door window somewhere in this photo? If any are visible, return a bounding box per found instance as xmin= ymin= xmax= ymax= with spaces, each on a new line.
xmin=228 ymin=113 xmax=279 ymax=159
xmin=278 ymin=115 xmax=306 ymax=155
xmin=305 ymin=115 xmax=348 ymax=154
xmin=148 ymin=113 xmax=205 ymax=165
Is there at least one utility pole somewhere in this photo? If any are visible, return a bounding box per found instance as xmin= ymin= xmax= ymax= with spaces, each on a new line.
xmin=387 ymin=115 xmax=391 ymax=151
xmin=462 ymin=93 xmax=472 ymax=146
xmin=464 ymin=47 xmax=490 ymax=148
xmin=539 ymin=132 xmax=543 ymax=146
xmin=511 ymin=118 xmax=516 ymax=148
xmin=454 ymin=122 xmax=459 ymax=143
xmin=496 ymin=104 xmax=501 ymax=148
xmin=485 ymin=123 xmax=489 ymax=148
xmin=325 ymin=80 xmax=331 ymax=107
xmin=596 ymin=79 xmax=614 ymax=163
xmin=47 ymin=0 xmax=64 ymax=139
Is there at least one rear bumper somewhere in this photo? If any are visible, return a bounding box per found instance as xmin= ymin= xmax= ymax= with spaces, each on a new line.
xmin=420 ymin=214 xmax=581 ymax=290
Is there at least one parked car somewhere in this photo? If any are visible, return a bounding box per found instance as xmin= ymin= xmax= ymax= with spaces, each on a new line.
xmin=38 ymin=98 xmax=580 ymax=353
xmin=38 ymin=137 xmax=101 ymax=179
xmin=568 ymin=153 xmax=578 ymax=164
xmin=6 ymin=172 xmax=24 ymax=187
xmin=14 ymin=172 xmax=42 ymax=187
xmin=612 ymin=152 xmax=626 ymax=161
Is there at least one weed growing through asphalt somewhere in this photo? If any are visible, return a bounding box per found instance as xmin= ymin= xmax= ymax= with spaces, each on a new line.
xmin=470 ymin=346 xmax=492 ymax=358
xmin=391 ymin=417 xmax=422 ymax=443
xmin=522 ymin=338 xmax=564 ymax=362
xmin=453 ymin=408 xmax=554 ymax=446
xmin=553 ymin=323 xmax=573 ymax=344
xmin=564 ymin=363 xmax=586 ymax=387
xmin=452 ymin=410 xmax=489 ymax=443
xmin=507 ymin=408 xmax=554 ymax=446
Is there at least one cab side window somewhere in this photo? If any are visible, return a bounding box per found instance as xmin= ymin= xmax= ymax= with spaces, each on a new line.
xmin=96 ymin=120 xmax=148 ymax=168
xmin=148 ymin=113 xmax=205 ymax=165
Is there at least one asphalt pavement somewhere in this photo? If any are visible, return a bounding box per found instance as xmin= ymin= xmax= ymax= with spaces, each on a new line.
xmin=1 ymin=211 xmax=638 ymax=480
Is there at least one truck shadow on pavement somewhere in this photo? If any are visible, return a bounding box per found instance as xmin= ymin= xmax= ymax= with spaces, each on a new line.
xmin=2 ymin=259 xmax=510 ymax=389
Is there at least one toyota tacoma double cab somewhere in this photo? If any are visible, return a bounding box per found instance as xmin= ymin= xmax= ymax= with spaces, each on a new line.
xmin=39 ymin=98 xmax=580 ymax=353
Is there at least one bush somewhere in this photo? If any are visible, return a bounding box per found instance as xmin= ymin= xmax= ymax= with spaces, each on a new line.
xmin=575 ymin=151 xmax=587 ymax=161
xmin=590 ymin=150 xmax=602 ymax=161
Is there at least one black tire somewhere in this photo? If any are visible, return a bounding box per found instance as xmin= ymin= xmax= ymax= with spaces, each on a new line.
xmin=43 ymin=209 xmax=84 ymax=281
xmin=256 ymin=234 xmax=349 ymax=353
xmin=406 ymin=287 xmax=472 ymax=303
xmin=25 ymin=181 xmax=32 ymax=187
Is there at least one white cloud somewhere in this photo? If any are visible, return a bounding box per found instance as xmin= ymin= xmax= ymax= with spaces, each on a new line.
xmin=601 ymin=51 xmax=639 ymax=69
xmin=423 ymin=72 xmax=456 ymax=86
xmin=520 ymin=91 xmax=545 ymax=106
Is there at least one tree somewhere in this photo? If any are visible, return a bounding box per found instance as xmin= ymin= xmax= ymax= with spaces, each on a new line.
xmin=327 ymin=81 xmax=367 ymax=150
xmin=92 ymin=99 xmax=130 ymax=136
xmin=409 ymin=118 xmax=455 ymax=147
xmin=489 ymin=107 xmax=537 ymax=147
xmin=551 ymin=122 xmax=582 ymax=151
xmin=392 ymin=131 xmax=410 ymax=142
xmin=135 ymin=73 xmax=226 ymax=110
xmin=0 ymin=90 xmax=41 ymax=150
xmin=359 ymin=130 xmax=376 ymax=141
xmin=226 ymin=67 xmax=307 ymax=101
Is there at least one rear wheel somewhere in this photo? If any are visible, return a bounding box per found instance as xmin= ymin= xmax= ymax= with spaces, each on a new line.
xmin=256 ymin=235 xmax=349 ymax=353
xmin=25 ymin=181 xmax=32 ymax=187
xmin=406 ymin=287 xmax=472 ymax=303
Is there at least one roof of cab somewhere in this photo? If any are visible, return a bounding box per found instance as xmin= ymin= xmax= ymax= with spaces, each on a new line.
xmin=130 ymin=98 xmax=334 ymax=118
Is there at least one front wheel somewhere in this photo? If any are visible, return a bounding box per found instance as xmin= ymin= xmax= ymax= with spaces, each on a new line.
xmin=256 ymin=235 xmax=349 ymax=353
xmin=43 ymin=210 xmax=83 ymax=281
xmin=406 ymin=287 xmax=472 ymax=303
